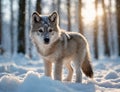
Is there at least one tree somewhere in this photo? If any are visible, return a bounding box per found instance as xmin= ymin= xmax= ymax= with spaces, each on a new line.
xmin=36 ymin=0 xmax=41 ymax=14
xmin=93 ymin=0 xmax=99 ymax=59
xmin=67 ymin=0 xmax=71 ymax=31
xmin=10 ymin=0 xmax=14 ymax=54
xmin=51 ymin=0 xmax=61 ymax=26
xmin=28 ymin=0 xmax=32 ymax=58
xmin=57 ymin=0 xmax=61 ymax=26
xmin=0 ymin=0 xmax=2 ymax=46
xmin=108 ymin=0 xmax=115 ymax=56
xmin=116 ymin=0 xmax=120 ymax=56
xmin=101 ymin=0 xmax=110 ymax=56
xmin=78 ymin=0 xmax=83 ymax=34
xmin=18 ymin=0 xmax=26 ymax=54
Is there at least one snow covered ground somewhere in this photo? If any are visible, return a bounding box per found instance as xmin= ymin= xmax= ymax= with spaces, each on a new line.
xmin=0 ymin=54 xmax=120 ymax=92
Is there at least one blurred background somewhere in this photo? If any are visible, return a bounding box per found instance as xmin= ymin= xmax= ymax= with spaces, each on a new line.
xmin=0 ymin=0 xmax=119 ymax=60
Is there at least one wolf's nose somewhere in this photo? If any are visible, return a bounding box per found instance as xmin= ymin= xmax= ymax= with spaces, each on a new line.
xmin=44 ymin=38 xmax=50 ymax=44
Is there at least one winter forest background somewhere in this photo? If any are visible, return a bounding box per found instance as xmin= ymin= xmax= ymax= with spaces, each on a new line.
xmin=0 ymin=0 xmax=120 ymax=59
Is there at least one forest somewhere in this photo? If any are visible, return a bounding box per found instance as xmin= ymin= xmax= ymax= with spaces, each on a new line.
xmin=0 ymin=0 xmax=120 ymax=59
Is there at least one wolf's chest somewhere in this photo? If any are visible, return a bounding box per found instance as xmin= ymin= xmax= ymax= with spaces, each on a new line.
xmin=38 ymin=45 xmax=51 ymax=56
xmin=41 ymin=49 xmax=61 ymax=62
xmin=37 ymin=43 xmax=58 ymax=57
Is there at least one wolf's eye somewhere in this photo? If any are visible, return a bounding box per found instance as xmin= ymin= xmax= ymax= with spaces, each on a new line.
xmin=49 ymin=29 xmax=53 ymax=32
xmin=39 ymin=29 xmax=43 ymax=33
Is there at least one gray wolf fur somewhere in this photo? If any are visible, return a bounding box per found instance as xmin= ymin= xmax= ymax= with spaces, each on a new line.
xmin=30 ymin=11 xmax=93 ymax=82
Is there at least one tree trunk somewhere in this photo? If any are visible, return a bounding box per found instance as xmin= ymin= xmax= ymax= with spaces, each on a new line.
xmin=116 ymin=0 xmax=120 ymax=56
xmin=57 ymin=0 xmax=61 ymax=26
xmin=93 ymin=0 xmax=99 ymax=59
xmin=78 ymin=0 xmax=83 ymax=34
xmin=51 ymin=0 xmax=56 ymax=11
xmin=18 ymin=0 xmax=26 ymax=54
xmin=108 ymin=0 xmax=115 ymax=56
xmin=0 ymin=0 xmax=2 ymax=45
xmin=28 ymin=0 xmax=32 ymax=58
xmin=36 ymin=0 xmax=41 ymax=14
xmin=67 ymin=0 xmax=71 ymax=31
xmin=102 ymin=0 xmax=110 ymax=57
xmin=10 ymin=0 xmax=14 ymax=54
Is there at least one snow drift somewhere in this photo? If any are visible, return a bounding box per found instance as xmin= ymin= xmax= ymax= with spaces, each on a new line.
xmin=0 ymin=55 xmax=120 ymax=92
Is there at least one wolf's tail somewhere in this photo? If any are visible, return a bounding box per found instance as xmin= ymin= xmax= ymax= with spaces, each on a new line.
xmin=81 ymin=45 xmax=93 ymax=78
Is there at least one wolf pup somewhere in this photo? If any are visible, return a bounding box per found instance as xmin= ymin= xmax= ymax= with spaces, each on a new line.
xmin=30 ymin=11 xmax=93 ymax=82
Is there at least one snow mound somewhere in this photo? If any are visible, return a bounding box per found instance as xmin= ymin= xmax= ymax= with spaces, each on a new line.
xmin=96 ymin=80 xmax=120 ymax=89
xmin=0 ymin=74 xmax=21 ymax=92
xmin=0 ymin=71 xmax=76 ymax=92
xmin=104 ymin=71 xmax=119 ymax=79
xmin=0 ymin=55 xmax=120 ymax=92
xmin=18 ymin=71 xmax=75 ymax=92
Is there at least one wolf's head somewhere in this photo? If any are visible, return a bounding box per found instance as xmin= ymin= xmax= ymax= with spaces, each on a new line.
xmin=30 ymin=11 xmax=60 ymax=45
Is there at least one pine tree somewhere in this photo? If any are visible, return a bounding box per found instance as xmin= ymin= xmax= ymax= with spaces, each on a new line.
xmin=57 ymin=0 xmax=61 ymax=26
xmin=36 ymin=0 xmax=41 ymax=14
xmin=10 ymin=0 xmax=14 ymax=54
xmin=116 ymin=0 xmax=120 ymax=56
xmin=102 ymin=0 xmax=110 ymax=56
xmin=28 ymin=0 xmax=33 ymax=58
xmin=18 ymin=0 xmax=26 ymax=54
xmin=93 ymin=0 xmax=99 ymax=59
xmin=78 ymin=0 xmax=83 ymax=34
xmin=67 ymin=0 xmax=71 ymax=31
xmin=0 ymin=0 xmax=2 ymax=46
xmin=108 ymin=0 xmax=115 ymax=56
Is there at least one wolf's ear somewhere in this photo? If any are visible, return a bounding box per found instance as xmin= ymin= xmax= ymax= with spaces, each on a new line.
xmin=49 ymin=11 xmax=59 ymax=24
xmin=32 ymin=12 xmax=40 ymax=23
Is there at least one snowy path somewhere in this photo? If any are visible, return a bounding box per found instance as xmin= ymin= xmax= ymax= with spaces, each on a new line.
xmin=0 ymin=55 xmax=120 ymax=92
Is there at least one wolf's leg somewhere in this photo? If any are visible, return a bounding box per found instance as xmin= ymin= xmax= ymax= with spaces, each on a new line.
xmin=54 ymin=60 xmax=63 ymax=81
xmin=64 ymin=63 xmax=73 ymax=81
xmin=74 ymin=61 xmax=82 ymax=83
xmin=74 ymin=46 xmax=86 ymax=83
xmin=44 ymin=60 xmax=52 ymax=77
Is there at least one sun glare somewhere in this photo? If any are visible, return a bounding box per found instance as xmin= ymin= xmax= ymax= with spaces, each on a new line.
xmin=82 ymin=8 xmax=96 ymax=24
xmin=97 ymin=4 xmax=103 ymax=17
xmin=82 ymin=2 xmax=96 ymax=24
xmin=81 ymin=1 xmax=104 ymax=24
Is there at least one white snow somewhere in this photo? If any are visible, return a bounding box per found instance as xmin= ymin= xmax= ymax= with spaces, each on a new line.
xmin=0 ymin=55 xmax=120 ymax=92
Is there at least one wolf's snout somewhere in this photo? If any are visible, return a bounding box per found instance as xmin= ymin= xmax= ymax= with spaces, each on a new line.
xmin=44 ymin=38 xmax=50 ymax=44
